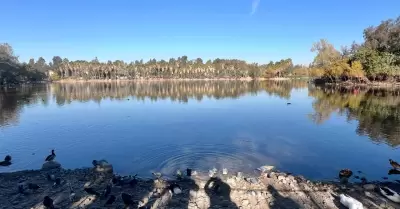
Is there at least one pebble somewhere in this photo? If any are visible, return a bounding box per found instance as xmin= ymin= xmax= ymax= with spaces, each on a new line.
xmin=277 ymin=175 xmax=286 ymax=181
xmin=362 ymin=184 xmax=375 ymax=190
xmin=242 ymin=199 xmax=249 ymax=206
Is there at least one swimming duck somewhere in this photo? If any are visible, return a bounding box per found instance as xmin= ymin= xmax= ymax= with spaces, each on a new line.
xmin=45 ymin=150 xmax=56 ymax=162
xmin=379 ymin=186 xmax=400 ymax=203
xmin=0 ymin=155 xmax=12 ymax=166
xmin=339 ymin=194 xmax=363 ymax=209
xmin=104 ymin=195 xmax=116 ymax=206
xmin=339 ymin=169 xmax=353 ymax=178
xmin=389 ymin=159 xmax=400 ymax=170
xmin=121 ymin=193 xmax=134 ymax=207
xmin=169 ymin=183 xmax=182 ymax=195
xmin=43 ymin=196 xmax=55 ymax=209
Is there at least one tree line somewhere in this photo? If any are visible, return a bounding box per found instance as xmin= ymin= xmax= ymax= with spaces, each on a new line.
xmin=0 ymin=43 xmax=309 ymax=85
xmin=310 ymin=16 xmax=400 ymax=83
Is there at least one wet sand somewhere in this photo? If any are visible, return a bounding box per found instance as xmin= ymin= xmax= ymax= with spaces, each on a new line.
xmin=0 ymin=165 xmax=399 ymax=209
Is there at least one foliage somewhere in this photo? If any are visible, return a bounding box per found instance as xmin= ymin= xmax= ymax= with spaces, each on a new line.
xmin=311 ymin=16 xmax=400 ymax=83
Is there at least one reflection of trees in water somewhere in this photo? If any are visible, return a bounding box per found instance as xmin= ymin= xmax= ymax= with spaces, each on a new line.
xmin=309 ymin=86 xmax=400 ymax=147
xmin=0 ymin=80 xmax=307 ymax=127
xmin=0 ymin=85 xmax=48 ymax=126
xmin=51 ymin=80 xmax=307 ymax=104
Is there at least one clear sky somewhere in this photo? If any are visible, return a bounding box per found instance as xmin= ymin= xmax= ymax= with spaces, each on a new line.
xmin=1 ymin=0 xmax=399 ymax=65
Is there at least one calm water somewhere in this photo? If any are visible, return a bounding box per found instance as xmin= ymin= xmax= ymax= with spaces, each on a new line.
xmin=0 ymin=80 xmax=399 ymax=181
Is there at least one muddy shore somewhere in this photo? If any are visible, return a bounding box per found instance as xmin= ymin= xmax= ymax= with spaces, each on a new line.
xmin=0 ymin=165 xmax=399 ymax=209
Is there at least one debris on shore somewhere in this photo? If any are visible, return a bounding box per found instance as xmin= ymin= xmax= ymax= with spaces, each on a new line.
xmin=0 ymin=166 xmax=399 ymax=209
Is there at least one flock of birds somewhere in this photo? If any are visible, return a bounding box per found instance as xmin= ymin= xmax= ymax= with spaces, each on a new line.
xmin=337 ymin=159 xmax=400 ymax=208
xmin=1 ymin=150 xmax=400 ymax=208
xmin=1 ymin=149 xmax=184 ymax=208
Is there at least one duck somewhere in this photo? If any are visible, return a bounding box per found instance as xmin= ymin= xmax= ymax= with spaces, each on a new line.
xmin=43 ymin=196 xmax=55 ymax=209
xmin=0 ymin=155 xmax=12 ymax=166
xmin=339 ymin=194 xmax=363 ymax=209
xmin=388 ymin=169 xmax=400 ymax=175
xmin=45 ymin=150 xmax=56 ymax=162
xmin=186 ymin=168 xmax=192 ymax=177
xmin=121 ymin=193 xmax=134 ymax=207
xmin=169 ymin=183 xmax=182 ymax=195
xmin=104 ymin=195 xmax=116 ymax=206
xmin=339 ymin=169 xmax=353 ymax=178
xmin=389 ymin=159 xmax=400 ymax=170
xmin=379 ymin=186 xmax=400 ymax=203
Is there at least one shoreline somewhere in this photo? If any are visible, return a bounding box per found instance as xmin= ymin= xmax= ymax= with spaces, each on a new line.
xmin=1 ymin=166 xmax=399 ymax=209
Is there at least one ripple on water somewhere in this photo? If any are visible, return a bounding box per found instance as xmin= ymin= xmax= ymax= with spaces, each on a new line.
xmin=132 ymin=142 xmax=275 ymax=177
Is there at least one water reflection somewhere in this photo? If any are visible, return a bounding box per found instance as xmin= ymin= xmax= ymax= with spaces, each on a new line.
xmin=309 ymin=86 xmax=400 ymax=147
xmin=1 ymin=80 xmax=307 ymax=126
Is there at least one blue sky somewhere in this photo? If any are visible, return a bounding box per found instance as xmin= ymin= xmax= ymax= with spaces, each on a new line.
xmin=1 ymin=0 xmax=399 ymax=65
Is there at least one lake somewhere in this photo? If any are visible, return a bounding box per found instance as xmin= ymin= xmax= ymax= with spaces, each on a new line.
xmin=0 ymin=80 xmax=399 ymax=181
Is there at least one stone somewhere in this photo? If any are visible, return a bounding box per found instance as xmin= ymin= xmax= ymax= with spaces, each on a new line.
xmin=227 ymin=177 xmax=237 ymax=187
xmin=277 ymin=175 xmax=286 ymax=181
xmin=41 ymin=161 xmax=61 ymax=170
xmin=363 ymin=184 xmax=375 ymax=190
xmin=242 ymin=199 xmax=249 ymax=206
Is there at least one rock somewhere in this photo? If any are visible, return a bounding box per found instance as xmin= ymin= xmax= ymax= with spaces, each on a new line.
xmin=277 ymin=175 xmax=286 ymax=181
xmin=227 ymin=177 xmax=237 ymax=187
xmin=363 ymin=184 xmax=375 ymax=190
xmin=242 ymin=199 xmax=249 ymax=206
xmin=267 ymin=172 xmax=276 ymax=178
xmin=41 ymin=161 xmax=61 ymax=170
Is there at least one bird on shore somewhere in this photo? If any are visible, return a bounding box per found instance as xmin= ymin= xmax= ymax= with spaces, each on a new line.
xmin=121 ymin=193 xmax=135 ymax=207
xmin=389 ymin=169 xmax=400 ymax=175
xmin=45 ymin=150 xmax=56 ymax=162
xmin=104 ymin=195 xmax=116 ymax=206
xmin=389 ymin=159 xmax=400 ymax=170
xmin=0 ymin=155 xmax=12 ymax=166
xmin=176 ymin=170 xmax=183 ymax=180
xmin=186 ymin=168 xmax=192 ymax=177
xmin=43 ymin=196 xmax=55 ymax=209
xmin=339 ymin=194 xmax=363 ymax=209
xmin=379 ymin=186 xmax=400 ymax=203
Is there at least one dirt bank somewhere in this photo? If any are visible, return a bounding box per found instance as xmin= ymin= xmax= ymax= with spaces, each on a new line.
xmin=0 ymin=166 xmax=399 ymax=209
